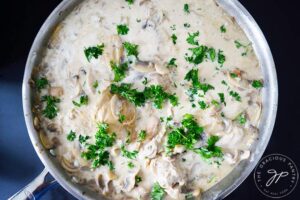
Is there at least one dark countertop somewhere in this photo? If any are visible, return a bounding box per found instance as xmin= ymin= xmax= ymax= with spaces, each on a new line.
xmin=0 ymin=0 xmax=299 ymax=199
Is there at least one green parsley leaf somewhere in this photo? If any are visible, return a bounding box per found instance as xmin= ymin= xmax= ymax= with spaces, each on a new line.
xmin=41 ymin=95 xmax=60 ymax=119
xmin=220 ymin=25 xmax=226 ymax=33
xmin=142 ymin=77 xmax=148 ymax=85
xmin=187 ymin=31 xmax=200 ymax=46
xmin=252 ymin=80 xmax=263 ymax=89
xmin=135 ymin=176 xmax=142 ymax=185
xmin=170 ymin=24 xmax=176 ymax=31
xmin=184 ymin=3 xmax=190 ymax=14
xmin=208 ymin=48 xmax=216 ymax=61
xmin=185 ymin=69 xmax=214 ymax=94
xmin=73 ymin=95 xmax=89 ymax=107
xmin=118 ymin=114 xmax=126 ymax=123
xmin=198 ymin=101 xmax=208 ymax=110
xmin=110 ymin=61 xmax=129 ymax=82
xmin=93 ymin=80 xmax=99 ymax=89
xmin=67 ymin=130 xmax=76 ymax=141
xmin=184 ymin=23 xmax=191 ymax=28
xmin=217 ymin=50 xmax=226 ymax=65
xmin=195 ymin=135 xmax=223 ymax=159
xmin=167 ymin=58 xmax=177 ymax=68
xmin=167 ymin=114 xmax=204 ymax=150
xmin=229 ymin=90 xmax=241 ymax=102
xmin=123 ymin=42 xmax=139 ymax=58
xmin=121 ymin=145 xmax=138 ymax=159
xmin=36 ymin=77 xmax=48 ymax=91
xmin=218 ymin=93 xmax=226 ymax=106
xmin=79 ymin=135 xmax=90 ymax=144
xmin=125 ymin=0 xmax=134 ymax=5
xmin=171 ymin=34 xmax=177 ymax=45
xmin=230 ymin=72 xmax=238 ymax=78
xmin=237 ymin=113 xmax=247 ymax=125
xmin=128 ymin=162 xmax=135 ymax=169
xmin=117 ymin=24 xmax=129 ymax=35
xmin=138 ymin=130 xmax=147 ymax=142
xmin=84 ymin=44 xmax=105 ymax=62
xmin=185 ymin=45 xmax=208 ymax=65
xmin=151 ymin=183 xmax=165 ymax=200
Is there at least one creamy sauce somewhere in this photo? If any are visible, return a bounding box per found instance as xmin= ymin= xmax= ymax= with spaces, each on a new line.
xmin=32 ymin=0 xmax=263 ymax=199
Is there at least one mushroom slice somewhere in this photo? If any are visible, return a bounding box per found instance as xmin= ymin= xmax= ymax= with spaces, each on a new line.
xmin=246 ymin=102 xmax=262 ymax=126
xmin=39 ymin=131 xmax=53 ymax=149
xmin=104 ymin=35 xmax=124 ymax=65
xmin=96 ymin=172 xmax=116 ymax=195
xmin=110 ymin=95 xmax=136 ymax=126
xmin=61 ymin=157 xmax=79 ymax=173
xmin=132 ymin=60 xmax=156 ymax=73
xmin=140 ymin=138 xmax=158 ymax=159
xmin=49 ymin=86 xmax=64 ymax=97
xmin=226 ymin=70 xmax=249 ymax=90
xmin=154 ymin=63 xmax=169 ymax=75
xmin=117 ymin=162 xmax=141 ymax=193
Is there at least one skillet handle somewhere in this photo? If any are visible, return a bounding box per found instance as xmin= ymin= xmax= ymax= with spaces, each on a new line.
xmin=8 ymin=168 xmax=58 ymax=200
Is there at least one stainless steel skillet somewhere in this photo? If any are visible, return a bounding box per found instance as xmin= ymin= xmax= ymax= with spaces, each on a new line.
xmin=12 ymin=0 xmax=278 ymax=199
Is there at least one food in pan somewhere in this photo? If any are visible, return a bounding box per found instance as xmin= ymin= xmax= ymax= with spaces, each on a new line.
xmin=32 ymin=0 xmax=264 ymax=199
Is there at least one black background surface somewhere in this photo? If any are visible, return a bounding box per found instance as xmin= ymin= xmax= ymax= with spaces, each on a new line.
xmin=0 ymin=0 xmax=299 ymax=199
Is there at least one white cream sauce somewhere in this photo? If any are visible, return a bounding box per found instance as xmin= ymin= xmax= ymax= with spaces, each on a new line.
xmin=33 ymin=0 xmax=263 ymax=199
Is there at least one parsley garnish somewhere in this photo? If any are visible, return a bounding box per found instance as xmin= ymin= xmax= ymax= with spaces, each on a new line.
xmin=171 ymin=34 xmax=177 ymax=45
xmin=167 ymin=58 xmax=177 ymax=68
xmin=118 ymin=114 xmax=126 ymax=123
xmin=138 ymin=130 xmax=147 ymax=142
xmin=79 ymin=135 xmax=90 ymax=144
xmin=229 ymin=90 xmax=241 ymax=102
xmin=117 ymin=24 xmax=129 ymax=35
xmin=198 ymin=101 xmax=208 ymax=110
xmin=184 ymin=4 xmax=190 ymax=14
xmin=135 ymin=176 xmax=142 ymax=185
xmin=195 ymin=135 xmax=223 ymax=159
xmin=220 ymin=25 xmax=226 ymax=33
xmin=218 ymin=93 xmax=226 ymax=106
xmin=36 ymin=77 xmax=48 ymax=91
xmin=167 ymin=114 xmax=203 ymax=150
xmin=237 ymin=113 xmax=247 ymax=125
xmin=230 ymin=72 xmax=238 ymax=78
xmin=128 ymin=162 xmax=135 ymax=169
xmin=142 ymin=77 xmax=148 ymax=85
xmin=110 ymin=61 xmax=129 ymax=82
xmin=208 ymin=48 xmax=216 ymax=61
xmin=252 ymin=80 xmax=263 ymax=89
xmin=234 ymin=40 xmax=251 ymax=56
xmin=72 ymin=95 xmax=88 ymax=107
xmin=41 ymin=95 xmax=60 ymax=119
xmin=170 ymin=24 xmax=176 ymax=31
xmin=185 ymin=68 xmax=214 ymax=94
xmin=151 ymin=183 xmax=165 ymax=200
xmin=84 ymin=44 xmax=104 ymax=62
xmin=184 ymin=23 xmax=191 ymax=28
xmin=185 ymin=45 xmax=208 ymax=65
xmin=217 ymin=50 xmax=226 ymax=65
xmin=81 ymin=123 xmax=116 ymax=169
xmin=121 ymin=145 xmax=138 ymax=159
xmin=67 ymin=130 xmax=76 ymax=141
xmin=93 ymin=80 xmax=99 ymax=89
xmin=187 ymin=31 xmax=200 ymax=46
xmin=111 ymin=83 xmax=146 ymax=106
xmin=125 ymin=0 xmax=134 ymax=5
xmin=123 ymin=42 xmax=139 ymax=58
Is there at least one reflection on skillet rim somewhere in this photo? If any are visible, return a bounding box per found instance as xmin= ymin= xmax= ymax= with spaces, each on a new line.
xmin=22 ymin=0 xmax=278 ymax=199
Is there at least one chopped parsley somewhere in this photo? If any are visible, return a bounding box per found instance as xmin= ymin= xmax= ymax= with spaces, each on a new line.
xmin=185 ymin=45 xmax=208 ymax=65
xmin=187 ymin=31 xmax=200 ymax=46
xmin=211 ymin=99 xmax=220 ymax=107
xmin=218 ymin=93 xmax=226 ymax=106
xmin=117 ymin=24 xmax=129 ymax=35
xmin=81 ymin=123 xmax=116 ymax=169
xmin=110 ymin=61 xmax=129 ymax=82
xmin=79 ymin=135 xmax=90 ymax=144
xmin=252 ymin=80 xmax=263 ymax=89
xmin=167 ymin=114 xmax=204 ymax=150
xmin=217 ymin=50 xmax=226 ymax=65
xmin=142 ymin=77 xmax=148 ymax=85
xmin=135 ymin=176 xmax=142 ymax=185
xmin=234 ymin=40 xmax=251 ymax=56
xmin=67 ymin=130 xmax=76 ymax=141
xmin=72 ymin=95 xmax=89 ymax=107
xmin=92 ymin=80 xmax=99 ymax=89
xmin=125 ymin=0 xmax=134 ymax=5
xmin=138 ymin=130 xmax=147 ymax=142
xmin=167 ymin=58 xmax=177 ymax=68
xmin=170 ymin=24 xmax=176 ymax=31
xmin=121 ymin=145 xmax=138 ymax=159
xmin=184 ymin=3 xmax=190 ymax=14
xmin=151 ymin=183 xmax=165 ymax=200
xmin=230 ymin=72 xmax=238 ymax=78
xmin=195 ymin=135 xmax=223 ymax=159
xmin=220 ymin=25 xmax=227 ymax=33
xmin=118 ymin=114 xmax=126 ymax=123
xmin=36 ymin=77 xmax=48 ymax=91
xmin=229 ymin=90 xmax=241 ymax=102
xmin=123 ymin=42 xmax=139 ymax=58
xmin=237 ymin=113 xmax=247 ymax=125
xmin=198 ymin=101 xmax=208 ymax=110
xmin=185 ymin=68 xmax=214 ymax=94
xmin=128 ymin=162 xmax=135 ymax=169
xmin=41 ymin=95 xmax=60 ymax=119
xmin=110 ymin=83 xmax=178 ymax=109
xmin=84 ymin=44 xmax=105 ymax=62
xmin=208 ymin=48 xmax=216 ymax=61
xmin=171 ymin=34 xmax=177 ymax=45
